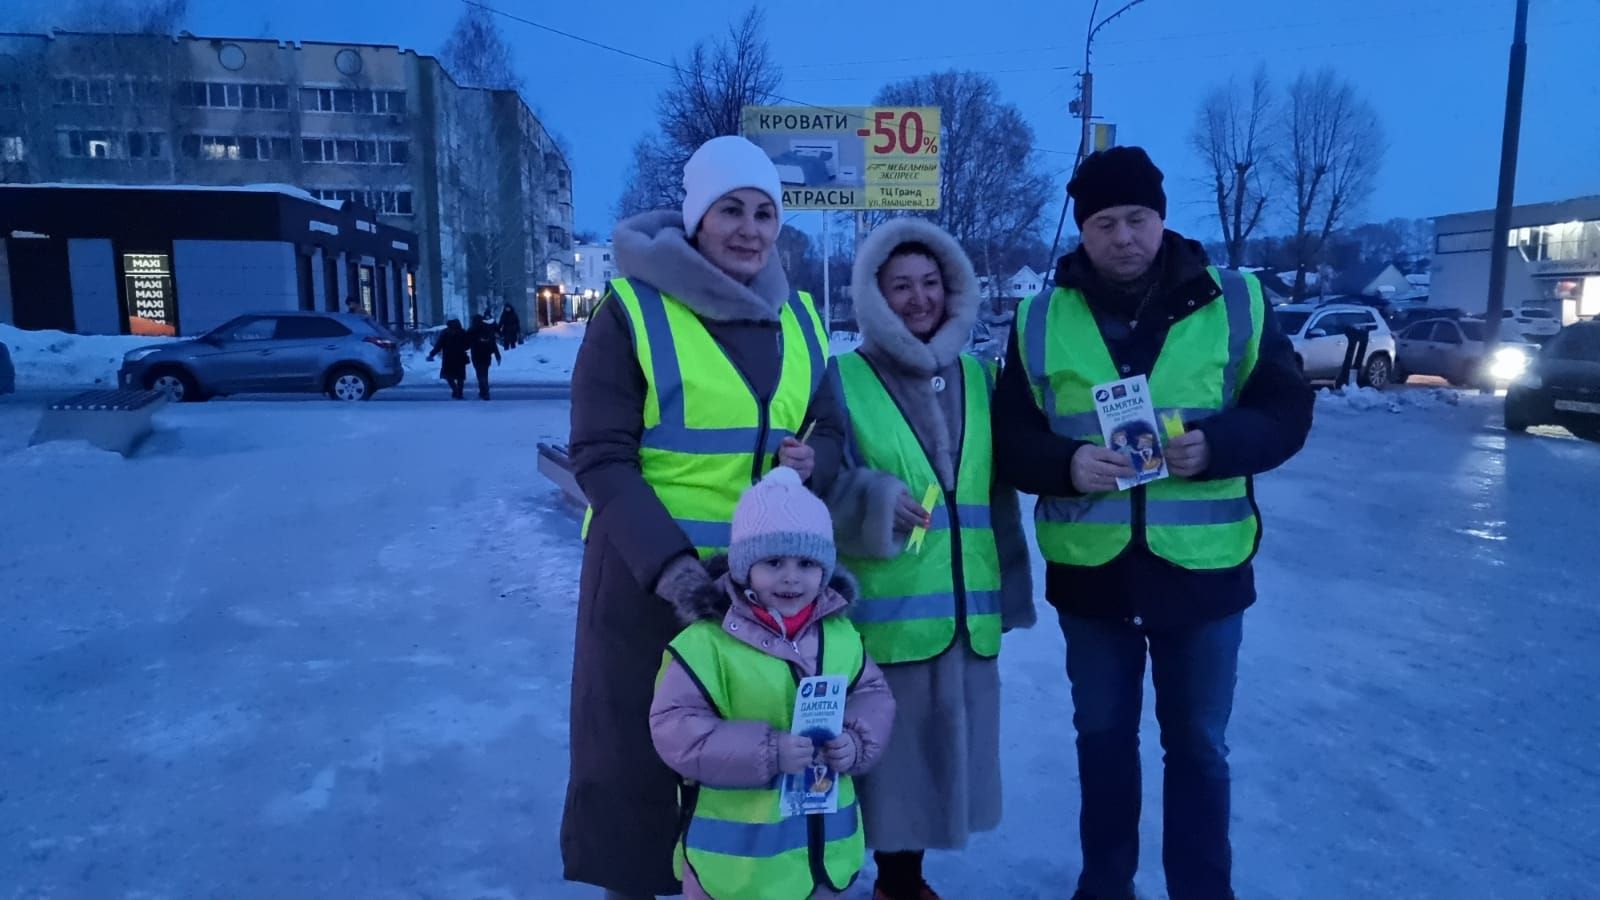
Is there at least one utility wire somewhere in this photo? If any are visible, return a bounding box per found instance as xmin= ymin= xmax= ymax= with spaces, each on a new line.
xmin=460 ymin=0 xmax=1083 ymax=157
xmin=787 ymin=15 xmax=1593 ymax=84
xmin=784 ymin=0 xmax=1512 ymax=71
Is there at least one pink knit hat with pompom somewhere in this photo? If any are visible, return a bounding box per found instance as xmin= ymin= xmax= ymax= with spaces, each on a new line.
xmin=727 ymin=466 xmax=836 ymax=584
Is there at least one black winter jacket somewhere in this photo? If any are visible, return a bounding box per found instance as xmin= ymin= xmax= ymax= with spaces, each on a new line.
xmin=993 ymin=231 xmax=1314 ymax=628
xmin=428 ymin=326 xmax=470 ymax=378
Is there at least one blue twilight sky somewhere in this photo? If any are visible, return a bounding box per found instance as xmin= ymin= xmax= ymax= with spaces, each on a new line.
xmin=9 ymin=0 xmax=1600 ymax=244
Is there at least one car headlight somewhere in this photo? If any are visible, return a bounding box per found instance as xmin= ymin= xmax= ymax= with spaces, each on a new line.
xmin=1487 ymin=347 xmax=1529 ymax=382
xmin=123 ymin=347 xmax=162 ymax=363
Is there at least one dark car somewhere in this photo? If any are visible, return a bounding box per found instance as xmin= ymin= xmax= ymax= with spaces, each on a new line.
xmin=1504 ymin=321 xmax=1600 ymax=441
xmin=118 ymin=311 xmax=403 ymax=402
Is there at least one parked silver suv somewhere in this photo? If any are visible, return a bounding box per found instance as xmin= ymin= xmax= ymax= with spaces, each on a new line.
xmin=119 ymin=312 xmax=403 ymax=402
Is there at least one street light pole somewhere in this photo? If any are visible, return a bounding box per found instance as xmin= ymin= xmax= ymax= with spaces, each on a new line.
xmin=1075 ymin=0 xmax=1147 ymax=173
xmin=1483 ymin=0 xmax=1530 ymax=392
xmin=1049 ymin=0 xmax=1147 ymax=269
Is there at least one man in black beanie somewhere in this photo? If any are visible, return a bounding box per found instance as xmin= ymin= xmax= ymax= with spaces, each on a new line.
xmin=993 ymin=146 xmax=1313 ymax=899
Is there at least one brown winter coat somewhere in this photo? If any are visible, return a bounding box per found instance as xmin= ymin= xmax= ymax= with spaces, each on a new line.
xmin=561 ymin=210 xmax=849 ymax=896
xmin=651 ymin=560 xmax=896 ymax=900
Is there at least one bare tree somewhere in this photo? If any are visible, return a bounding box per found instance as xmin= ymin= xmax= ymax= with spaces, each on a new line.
xmin=777 ymin=224 xmax=824 ymax=298
xmin=616 ymin=136 xmax=682 ymax=219
xmin=615 ymin=7 xmax=780 ymax=218
xmin=13 ymin=1 xmax=196 ymax=182
xmin=440 ymin=5 xmax=524 ymax=92
xmin=57 ymin=0 xmax=188 ymax=33
xmin=1276 ymin=69 xmax=1384 ymax=300
xmin=1192 ymin=65 xmax=1274 ymax=268
xmin=439 ymin=8 xmax=531 ymax=320
xmin=872 ymin=71 xmax=1051 ymax=302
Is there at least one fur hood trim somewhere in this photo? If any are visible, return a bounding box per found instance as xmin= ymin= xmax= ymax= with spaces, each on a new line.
xmin=612 ymin=209 xmax=791 ymax=322
xmin=850 ymin=218 xmax=981 ymax=374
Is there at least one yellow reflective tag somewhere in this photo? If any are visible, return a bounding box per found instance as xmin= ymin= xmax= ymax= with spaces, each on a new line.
xmin=1160 ymin=410 xmax=1188 ymax=441
xmin=905 ymin=483 xmax=941 ymax=554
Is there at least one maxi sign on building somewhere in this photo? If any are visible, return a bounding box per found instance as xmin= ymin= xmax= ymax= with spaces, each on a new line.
xmin=123 ymin=252 xmax=178 ymax=337
xmin=741 ymin=106 xmax=941 ymax=211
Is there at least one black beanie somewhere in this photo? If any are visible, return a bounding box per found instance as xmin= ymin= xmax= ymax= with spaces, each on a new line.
xmin=1068 ymin=146 xmax=1167 ymax=227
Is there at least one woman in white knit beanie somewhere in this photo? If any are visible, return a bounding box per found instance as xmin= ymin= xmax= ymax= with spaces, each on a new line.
xmin=562 ymin=135 xmax=850 ymax=898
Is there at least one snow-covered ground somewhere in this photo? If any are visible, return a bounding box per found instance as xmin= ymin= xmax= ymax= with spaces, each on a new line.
xmin=1 ymin=393 xmax=1598 ymax=896
xmin=0 ymin=321 xmax=585 ymax=391
xmin=401 ymin=322 xmax=584 ymax=385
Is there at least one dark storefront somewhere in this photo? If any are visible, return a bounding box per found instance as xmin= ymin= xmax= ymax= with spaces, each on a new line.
xmin=0 ymin=184 xmax=420 ymax=337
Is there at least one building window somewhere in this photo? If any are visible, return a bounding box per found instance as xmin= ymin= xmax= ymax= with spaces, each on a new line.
xmin=1510 ymin=220 xmax=1600 ymax=263
xmin=310 ymin=188 xmax=414 ymax=216
xmin=0 ymin=84 xmax=20 ymax=108
xmin=1436 ymin=230 xmax=1494 ymax=255
xmin=603 ymin=252 xmax=611 ymax=262
xmin=137 ymin=79 xmax=160 ymax=105
xmin=179 ymin=81 xmax=290 ymax=110
xmin=548 ymin=226 xmax=566 ymax=247
xmin=56 ymin=77 xmax=162 ymax=106
xmin=56 ymin=77 xmax=117 ymax=106
xmin=301 ymin=137 xmax=410 ymax=165
xmin=125 ymin=132 xmax=167 ymax=159
xmin=181 ymin=134 xmax=291 ymax=161
xmin=1 ymin=136 xmax=24 ymax=162
xmin=59 ymin=130 xmax=123 ymax=159
xmin=300 ymin=88 xmax=406 ymax=115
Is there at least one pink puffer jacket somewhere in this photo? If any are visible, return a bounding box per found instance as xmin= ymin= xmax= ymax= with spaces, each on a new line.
xmin=649 ymin=563 xmax=896 ymax=900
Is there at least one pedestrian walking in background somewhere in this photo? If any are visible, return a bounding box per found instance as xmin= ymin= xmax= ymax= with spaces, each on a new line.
xmin=500 ymin=303 xmax=523 ymax=349
xmin=425 ymin=318 xmax=470 ymax=400
xmin=468 ymin=313 xmax=501 ymax=400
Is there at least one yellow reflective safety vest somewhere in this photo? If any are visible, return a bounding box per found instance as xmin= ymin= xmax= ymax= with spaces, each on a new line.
xmin=1015 ymin=266 xmax=1265 ymax=570
xmin=664 ymin=616 xmax=866 ymax=899
xmin=835 ymin=351 xmax=1003 ymax=665
xmin=583 ymin=278 xmax=829 ymax=556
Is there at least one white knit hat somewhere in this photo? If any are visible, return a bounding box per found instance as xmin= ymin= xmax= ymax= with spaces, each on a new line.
xmin=681 ymin=135 xmax=784 ymax=238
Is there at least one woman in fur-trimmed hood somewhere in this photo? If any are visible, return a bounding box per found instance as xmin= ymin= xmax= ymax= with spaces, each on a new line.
xmin=826 ymin=217 xmax=1035 ymax=900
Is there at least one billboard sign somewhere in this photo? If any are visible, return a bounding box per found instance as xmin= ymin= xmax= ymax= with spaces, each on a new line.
xmin=741 ymin=105 xmax=941 ymax=211
xmin=123 ymin=252 xmax=178 ymax=337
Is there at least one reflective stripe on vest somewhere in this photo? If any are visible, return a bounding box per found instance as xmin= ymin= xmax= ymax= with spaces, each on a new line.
xmin=665 ymin=616 xmax=866 ymax=898
xmin=1017 ymin=267 xmax=1264 ymax=570
xmin=581 ymin=278 xmax=829 ymax=555
xmin=836 ymin=352 xmax=1003 ymax=665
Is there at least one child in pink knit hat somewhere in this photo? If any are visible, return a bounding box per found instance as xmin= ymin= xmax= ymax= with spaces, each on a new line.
xmin=649 ymin=466 xmax=897 ymax=900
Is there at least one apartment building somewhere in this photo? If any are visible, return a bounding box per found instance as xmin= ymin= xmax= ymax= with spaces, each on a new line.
xmin=0 ymin=29 xmax=575 ymax=328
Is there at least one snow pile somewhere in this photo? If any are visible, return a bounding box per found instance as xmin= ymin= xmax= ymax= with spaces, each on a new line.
xmin=401 ymin=323 xmax=585 ymax=384
xmin=1319 ymin=386 xmax=1404 ymax=413
xmin=1317 ymin=386 xmax=1485 ymax=414
xmin=0 ymin=324 xmax=168 ymax=390
xmin=829 ymin=330 xmax=863 ymax=354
